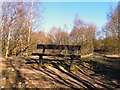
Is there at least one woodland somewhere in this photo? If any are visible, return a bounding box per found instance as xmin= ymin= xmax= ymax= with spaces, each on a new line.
xmin=0 ymin=2 xmax=119 ymax=57
xmin=0 ymin=2 xmax=120 ymax=89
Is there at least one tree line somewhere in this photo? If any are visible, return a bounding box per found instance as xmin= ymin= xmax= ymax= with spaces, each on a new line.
xmin=0 ymin=2 xmax=119 ymax=57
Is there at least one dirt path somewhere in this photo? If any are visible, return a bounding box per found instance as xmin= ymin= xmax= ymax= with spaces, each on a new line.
xmin=1 ymin=55 xmax=120 ymax=89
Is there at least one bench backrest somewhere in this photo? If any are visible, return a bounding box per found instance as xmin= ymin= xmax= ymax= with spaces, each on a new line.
xmin=37 ymin=44 xmax=81 ymax=51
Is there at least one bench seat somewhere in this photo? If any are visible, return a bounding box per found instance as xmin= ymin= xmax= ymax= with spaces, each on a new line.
xmin=32 ymin=52 xmax=81 ymax=58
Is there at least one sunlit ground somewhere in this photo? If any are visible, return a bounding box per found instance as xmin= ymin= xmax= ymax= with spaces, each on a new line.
xmin=1 ymin=53 xmax=120 ymax=89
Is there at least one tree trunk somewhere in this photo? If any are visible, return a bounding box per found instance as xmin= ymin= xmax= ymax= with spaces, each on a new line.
xmin=5 ymin=4 xmax=11 ymax=58
xmin=27 ymin=2 xmax=33 ymax=55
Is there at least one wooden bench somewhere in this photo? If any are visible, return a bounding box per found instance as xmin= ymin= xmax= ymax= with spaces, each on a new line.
xmin=32 ymin=44 xmax=81 ymax=69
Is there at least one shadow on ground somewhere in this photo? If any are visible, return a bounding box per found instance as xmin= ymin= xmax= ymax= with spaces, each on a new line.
xmin=29 ymin=54 xmax=120 ymax=89
xmin=1 ymin=54 xmax=120 ymax=89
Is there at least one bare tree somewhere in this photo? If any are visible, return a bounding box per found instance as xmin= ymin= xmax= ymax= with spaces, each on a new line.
xmin=103 ymin=3 xmax=119 ymax=54
xmin=70 ymin=16 xmax=96 ymax=55
xmin=1 ymin=2 xmax=43 ymax=57
xmin=5 ymin=3 xmax=11 ymax=57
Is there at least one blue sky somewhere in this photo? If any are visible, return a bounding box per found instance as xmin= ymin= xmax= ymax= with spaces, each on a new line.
xmin=40 ymin=2 xmax=118 ymax=32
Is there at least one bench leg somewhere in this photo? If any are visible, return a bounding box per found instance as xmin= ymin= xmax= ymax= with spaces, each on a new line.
xmin=79 ymin=58 xmax=82 ymax=64
xmin=39 ymin=56 xmax=43 ymax=66
xmin=70 ymin=56 xmax=74 ymax=70
xmin=70 ymin=59 xmax=74 ymax=69
xmin=78 ymin=56 xmax=82 ymax=65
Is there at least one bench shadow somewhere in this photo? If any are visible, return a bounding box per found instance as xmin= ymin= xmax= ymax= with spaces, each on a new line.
xmin=25 ymin=56 xmax=120 ymax=89
xmin=32 ymin=66 xmax=82 ymax=89
xmin=52 ymin=62 xmax=97 ymax=89
xmin=31 ymin=63 xmax=97 ymax=89
xmin=29 ymin=58 xmax=99 ymax=89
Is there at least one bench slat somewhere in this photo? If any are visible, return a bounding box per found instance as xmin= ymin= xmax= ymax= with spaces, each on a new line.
xmin=37 ymin=44 xmax=80 ymax=50
xmin=32 ymin=53 xmax=81 ymax=57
